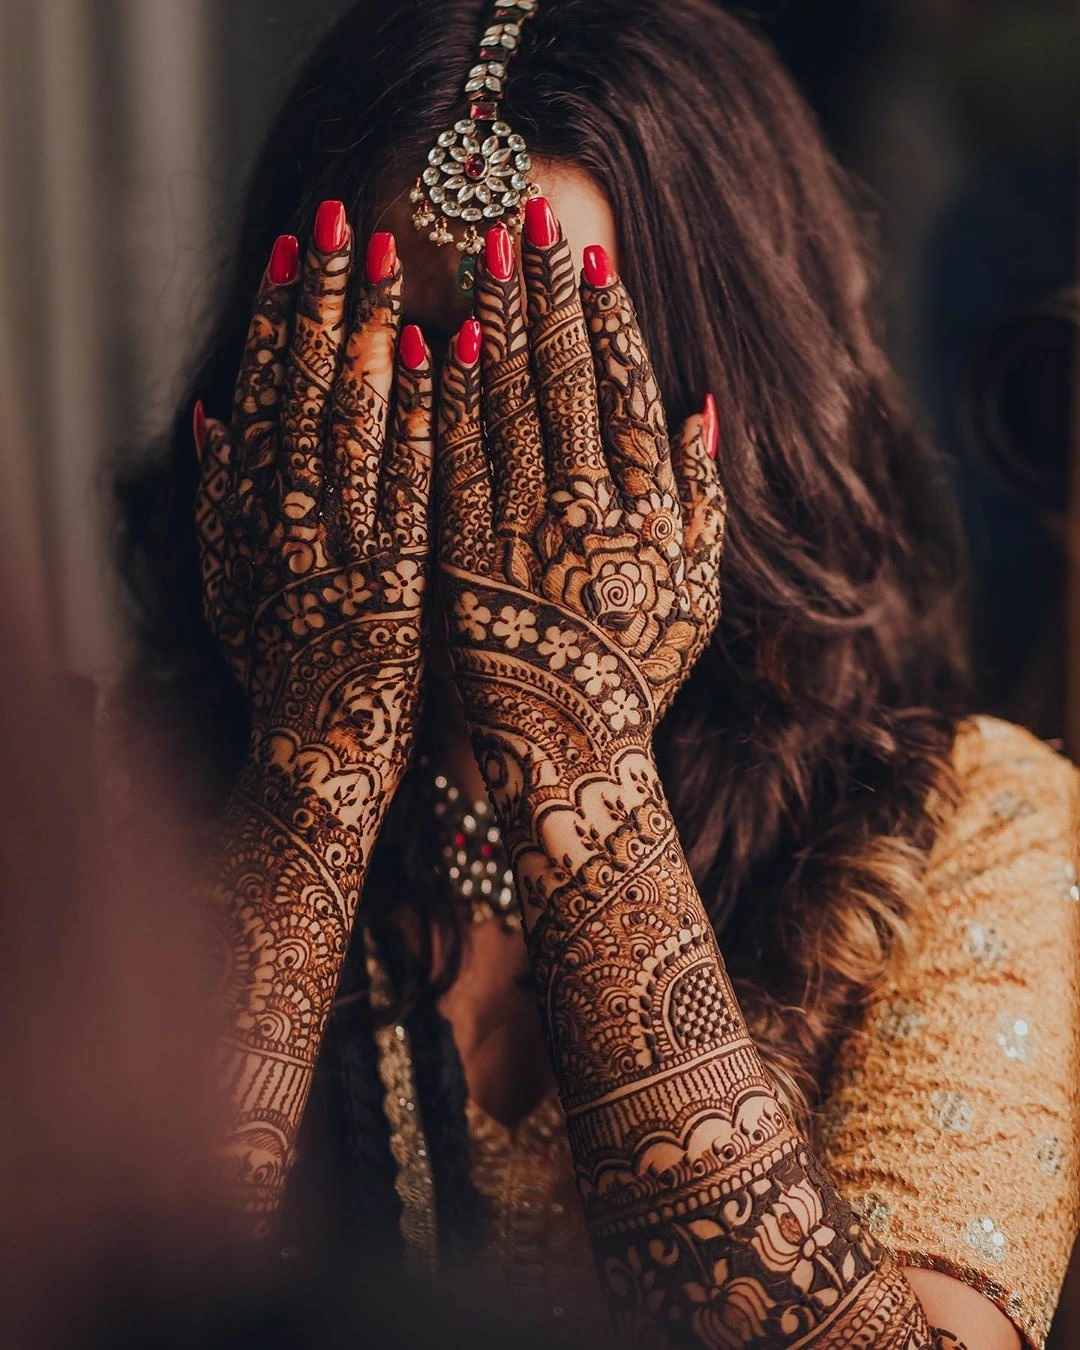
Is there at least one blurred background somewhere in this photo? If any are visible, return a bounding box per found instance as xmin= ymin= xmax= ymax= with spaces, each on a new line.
xmin=1 ymin=0 xmax=1077 ymax=1342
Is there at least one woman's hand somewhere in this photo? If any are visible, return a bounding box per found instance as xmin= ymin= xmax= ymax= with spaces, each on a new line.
xmin=194 ymin=205 xmax=434 ymax=1222
xmin=194 ymin=203 xmax=433 ymax=826
xmin=436 ymin=203 xmax=725 ymax=829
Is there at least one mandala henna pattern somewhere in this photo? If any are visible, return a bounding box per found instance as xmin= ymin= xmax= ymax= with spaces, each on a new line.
xmin=437 ymin=222 xmax=973 ymax=1347
xmin=195 ymin=220 xmax=433 ymax=1224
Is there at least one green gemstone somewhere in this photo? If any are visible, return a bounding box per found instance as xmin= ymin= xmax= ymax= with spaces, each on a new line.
xmin=456 ymin=253 xmax=477 ymax=297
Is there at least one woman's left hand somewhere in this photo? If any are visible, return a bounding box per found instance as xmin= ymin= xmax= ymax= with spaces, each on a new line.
xmin=436 ymin=204 xmax=726 ymax=825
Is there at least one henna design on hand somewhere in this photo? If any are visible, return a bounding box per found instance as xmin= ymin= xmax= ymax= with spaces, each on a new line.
xmin=194 ymin=214 xmax=433 ymax=1222
xmin=437 ymin=214 xmax=960 ymax=1345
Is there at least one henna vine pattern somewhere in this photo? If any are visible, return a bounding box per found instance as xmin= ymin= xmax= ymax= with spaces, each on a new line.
xmin=195 ymin=218 xmax=433 ymax=1223
xmin=437 ymin=222 xmax=972 ymax=1347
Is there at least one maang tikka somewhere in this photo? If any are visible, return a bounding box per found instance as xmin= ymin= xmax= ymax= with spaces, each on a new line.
xmin=410 ymin=0 xmax=540 ymax=296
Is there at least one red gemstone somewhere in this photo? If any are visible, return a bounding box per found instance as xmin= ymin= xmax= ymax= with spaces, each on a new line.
xmin=454 ymin=831 xmax=467 ymax=848
xmin=470 ymin=101 xmax=497 ymax=120
xmin=480 ymin=843 xmax=494 ymax=858
xmin=464 ymin=153 xmax=486 ymax=180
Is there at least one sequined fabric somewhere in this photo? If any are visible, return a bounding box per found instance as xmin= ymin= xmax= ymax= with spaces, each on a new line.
xmin=463 ymin=1093 xmax=615 ymax=1341
xmin=816 ymin=716 xmax=1080 ymax=1350
xmin=455 ymin=717 xmax=1080 ymax=1348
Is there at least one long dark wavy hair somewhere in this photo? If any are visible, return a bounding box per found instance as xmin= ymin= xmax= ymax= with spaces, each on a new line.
xmin=115 ymin=0 xmax=970 ymax=1133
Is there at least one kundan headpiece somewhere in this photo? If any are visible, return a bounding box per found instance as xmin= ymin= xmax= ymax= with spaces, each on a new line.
xmin=409 ymin=0 xmax=540 ymax=296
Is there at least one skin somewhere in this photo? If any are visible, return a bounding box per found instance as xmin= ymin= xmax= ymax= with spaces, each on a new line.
xmin=195 ymin=160 xmax=1019 ymax=1348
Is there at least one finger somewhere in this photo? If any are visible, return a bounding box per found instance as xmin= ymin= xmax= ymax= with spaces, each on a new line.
xmin=437 ymin=320 xmax=496 ymax=577
xmin=279 ymin=199 xmax=352 ymax=521
xmin=232 ymin=233 xmax=299 ymax=474
xmin=193 ymin=409 xmax=236 ymax=632
xmin=377 ymin=324 xmax=434 ymax=560
xmin=520 ymin=197 xmax=610 ymax=501
xmin=672 ymin=395 xmax=726 ymax=619
xmin=329 ymin=230 xmax=403 ymax=550
xmin=580 ymin=245 xmax=678 ymax=502
xmin=475 ymin=223 xmax=546 ymax=580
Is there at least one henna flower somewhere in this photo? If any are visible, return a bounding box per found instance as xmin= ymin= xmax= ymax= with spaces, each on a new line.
xmin=601 ymin=687 xmax=643 ymax=732
xmin=492 ymin=604 xmax=539 ymax=650
xmin=322 ymin=568 xmax=373 ymax=617
xmin=537 ymin=624 xmax=582 ymax=671
xmin=380 ymin=559 xmax=423 ymax=609
xmin=749 ymin=1179 xmax=837 ymax=1293
xmin=457 ymin=590 xmax=492 ymax=641
xmin=277 ymin=591 xmax=327 ymax=638
xmin=683 ymin=1259 xmax=775 ymax=1348
xmin=574 ymin=650 xmax=621 ymax=696
xmin=627 ymin=490 xmax=683 ymax=559
xmin=552 ymin=476 xmax=622 ymax=531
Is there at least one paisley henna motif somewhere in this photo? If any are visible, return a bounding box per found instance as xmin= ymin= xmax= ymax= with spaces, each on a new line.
xmin=195 ymin=214 xmax=433 ymax=1224
xmin=437 ymin=218 xmax=972 ymax=1347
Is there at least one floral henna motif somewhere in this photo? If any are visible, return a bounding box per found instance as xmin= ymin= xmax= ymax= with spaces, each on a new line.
xmin=437 ymin=216 xmax=965 ymax=1346
xmin=195 ymin=214 xmax=433 ymax=1224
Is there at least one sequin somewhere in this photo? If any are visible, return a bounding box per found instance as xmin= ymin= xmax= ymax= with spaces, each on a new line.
xmin=874 ymin=998 xmax=925 ymax=1041
xmin=987 ymin=791 xmax=1035 ymax=822
xmin=1051 ymin=858 xmax=1080 ymax=902
xmin=927 ymin=1089 xmax=975 ymax=1133
xmin=995 ymin=1014 xmax=1033 ymax=1062
xmin=964 ymin=1217 xmax=1008 ymax=1262
xmin=854 ymin=1192 xmax=893 ymax=1234
xmin=1034 ymin=1136 xmax=1065 ymax=1179
xmin=965 ymin=922 xmax=1010 ymax=966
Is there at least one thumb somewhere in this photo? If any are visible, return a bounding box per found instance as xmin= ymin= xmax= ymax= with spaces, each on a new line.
xmin=672 ymin=394 xmax=725 ymax=557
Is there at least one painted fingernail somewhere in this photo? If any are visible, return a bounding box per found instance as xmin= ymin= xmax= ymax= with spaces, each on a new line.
xmin=484 ymin=223 xmax=514 ymax=282
xmin=400 ymin=324 xmax=427 ymax=371
xmin=456 ymin=318 xmax=482 ymax=366
xmin=193 ymin=399 xmax=206 ymax=458
xmin=703 ymin=393 xmax=718 ymax=460
xmin=583 ymin=244 xmax=617 ymax=288
xmin=366 ymin=230 xmax=397 ymax=284
xmin=524 ymin=196 xmax=559 ymax=249
xmin=267 ymin=234 xmax=300 ymax=285
xmin=314 ymin=199 xmax=347 ymax=253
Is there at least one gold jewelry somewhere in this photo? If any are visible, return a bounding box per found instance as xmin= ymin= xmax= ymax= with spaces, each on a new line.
xmin=409 ymin=0 xmax=540 ymax=296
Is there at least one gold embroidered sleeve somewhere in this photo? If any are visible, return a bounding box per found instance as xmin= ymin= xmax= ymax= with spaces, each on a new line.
xmin=817 ymin=717 xmax=1080 ymax=1350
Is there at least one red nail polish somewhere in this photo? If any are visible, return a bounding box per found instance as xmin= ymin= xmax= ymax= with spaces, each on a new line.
xmin=583 ymin=244 xmax=617 ymax=288
xmin=193 ymin=399 xmax=206 ymax=457
xmin=366 ymin=231 xmax=397 ymax=284
xmin=456 ymin=318 xmax=482 ymax=366
xmin=267 ymin=234 xmax=300 ymax=285
xmin=484 ymin=224 xmax=514 ymax=282
xmin=524 ymin=196 xmax=558 ymax=249
xmin=400 ymin=324 xmax=427 ymax=371
xmin=314 ymin=199 xmax=347 ymax=253
xmin=703 ymin=393 xmax=718 ymax=460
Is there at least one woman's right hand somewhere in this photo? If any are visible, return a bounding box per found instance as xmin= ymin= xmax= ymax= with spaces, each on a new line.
xmin=193 ymin=202 xmax=433 ymax=827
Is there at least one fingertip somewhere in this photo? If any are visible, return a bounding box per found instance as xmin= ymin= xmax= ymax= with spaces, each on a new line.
xmin=366 ymin=231 xmax=398 ymax=286
xmin=455 ymin=318 xmax=482 ymax=367
xmin=314 ymin=199 xmax=348 ymax=255
xmin=193 ymin=400 xmax=206 ymax=459
xmin=400 ymin=323 xmax=429 ymax=373
xmin=703 ymin=392 xmax=718 ymax=460
xmin=582 ymin=244 xmax=617 ymax=289
xmin=267 ymin=234 xmax=300 ymax=287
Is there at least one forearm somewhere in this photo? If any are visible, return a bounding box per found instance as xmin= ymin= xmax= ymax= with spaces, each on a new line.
xmin=513 ymin=742 xmax=945 ymax=1347
xmin=208 ymin=738 xmax=385 ymax=1227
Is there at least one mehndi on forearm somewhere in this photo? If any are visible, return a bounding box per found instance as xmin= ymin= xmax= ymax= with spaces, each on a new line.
xmin=207 ymin=749 xmax=386 ymax=1227
xmin=516 ymin=743 xmax=949 ymax=1348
